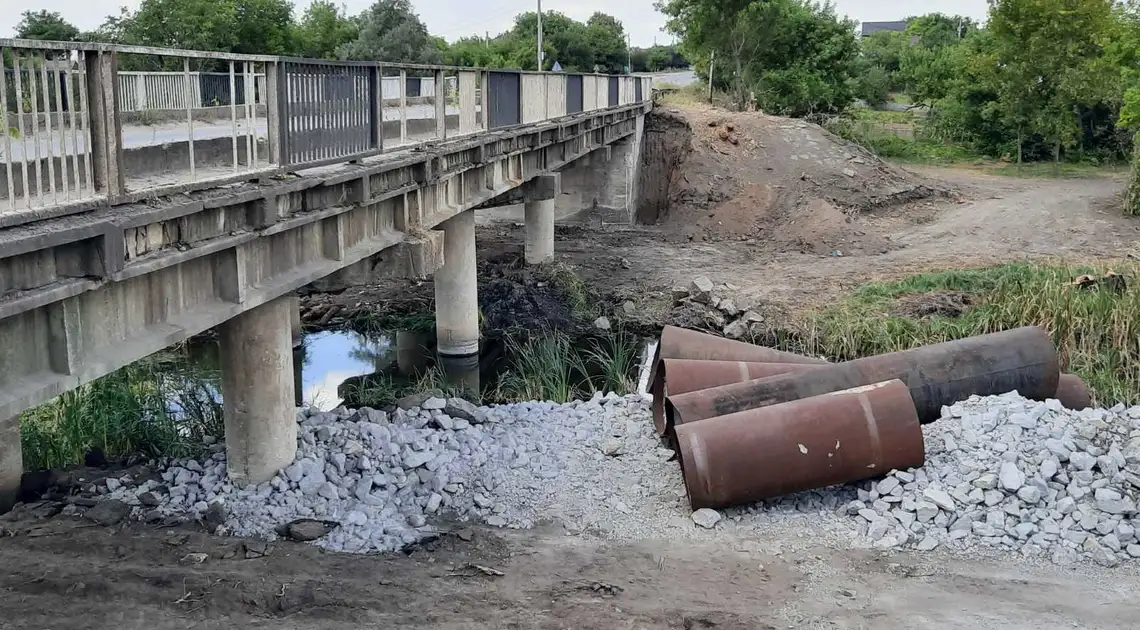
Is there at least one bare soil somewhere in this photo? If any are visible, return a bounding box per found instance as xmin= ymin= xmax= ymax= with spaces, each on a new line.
xmin=3 ymin=509 xmax=1139 ymax=629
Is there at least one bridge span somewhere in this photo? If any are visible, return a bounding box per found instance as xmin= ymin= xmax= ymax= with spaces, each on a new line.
xmin=0 ymin=38 xmax=652 ymax=509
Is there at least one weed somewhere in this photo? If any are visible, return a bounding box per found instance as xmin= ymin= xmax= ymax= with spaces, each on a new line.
xmin=581 ymin=331 xmax=641 ymax=395
xmin=495 ymin=332 xmax=591 ymax=404
xmin=20 ymin=357 xmax=222 ymax=471
xmin=765 ymin=263 xmax=1140 ymax=406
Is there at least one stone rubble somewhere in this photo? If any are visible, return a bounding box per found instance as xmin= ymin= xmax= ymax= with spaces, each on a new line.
xmin=103 ymin=393 xmax=664 ymax=553
xmin=96 ymin=381 xmax=1140 ymax=568
xmin=836 ymin=391 xmax=1140 ymax=567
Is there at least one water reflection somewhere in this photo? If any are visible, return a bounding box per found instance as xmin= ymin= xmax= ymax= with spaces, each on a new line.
xmin=299 ymin=331 xmax=387 ymax=411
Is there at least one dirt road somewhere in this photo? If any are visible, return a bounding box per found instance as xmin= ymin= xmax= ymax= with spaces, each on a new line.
xmin=480 ymin=167 xmax=1139 ymax=312
xmin=2 ymin=511 xmax=1139 ymax=629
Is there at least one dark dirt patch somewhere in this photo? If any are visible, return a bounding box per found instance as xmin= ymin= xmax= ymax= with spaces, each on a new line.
xmin=299 ymin=252 xmax=589 ymax=336
xmin=893 ymin=290 xmax=975 ymax=319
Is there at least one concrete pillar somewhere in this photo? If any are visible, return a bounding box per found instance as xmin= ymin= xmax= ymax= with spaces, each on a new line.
xmin=524 ymin=198 xmax=555 ymax=264
xmin=219 ymin=296 xmax=297 ymax=486
xmin=438 ymin=354 xmax=480 ymax=398
xmin=0 ymin=415 xmax=21 ymax=513
xmin=523 ymin=173 xmax=560 ymax=264
xmin=288 ymin=295 xmax=303 ymax=348
xmin=435 ymin=210 xmax=479 ymax=357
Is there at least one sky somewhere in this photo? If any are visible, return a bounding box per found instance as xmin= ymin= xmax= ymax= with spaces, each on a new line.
xmin=3 ymin=0 xmax=990 ymax=48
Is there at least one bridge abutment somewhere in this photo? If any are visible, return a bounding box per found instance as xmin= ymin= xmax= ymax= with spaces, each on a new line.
xmin=220 ymin=296 xmax=297 ymax=486
xmin=435 ymin=210 xmax=479 ymax=357
xmin=0 ymin=416 xmax=20 ymax=513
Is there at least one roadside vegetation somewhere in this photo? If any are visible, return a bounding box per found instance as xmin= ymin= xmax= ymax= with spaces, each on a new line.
xmin=767 ymin=263 xmax=1140 ymax=406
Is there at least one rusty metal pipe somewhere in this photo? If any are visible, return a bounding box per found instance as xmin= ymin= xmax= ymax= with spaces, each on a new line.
xmin=649 ymin=325 xmax=826 ymax=388
xmin=676 ymin=379 xmax=925 ymax=510
xmin=1054 ymin=374 xmax=1092 ymax=411
xmin=650 ymin=359 xmax=827 ymax=434
xmin=667 ymin=326 xmax=1059 ymax=432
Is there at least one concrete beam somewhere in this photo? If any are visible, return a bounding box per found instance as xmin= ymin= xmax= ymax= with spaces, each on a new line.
xmin=219 ymin=296 xmax=296 ymax=486
xmin=435 ymin=210 xmax=478 ymax=357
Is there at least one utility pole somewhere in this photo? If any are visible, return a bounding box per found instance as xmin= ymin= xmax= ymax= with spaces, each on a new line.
xmin=627 ymin=33 xmax=632 ymax=74
xmin=536 ymin=0 xmax=543 ymax=71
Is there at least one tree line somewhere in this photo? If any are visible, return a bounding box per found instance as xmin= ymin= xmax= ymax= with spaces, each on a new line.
xmin=12 ymin=1 xmax=687 ymax=74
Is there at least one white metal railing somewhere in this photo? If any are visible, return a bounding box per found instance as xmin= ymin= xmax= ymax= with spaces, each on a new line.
xmin=0 ymin=37 xmax=652 ymax=221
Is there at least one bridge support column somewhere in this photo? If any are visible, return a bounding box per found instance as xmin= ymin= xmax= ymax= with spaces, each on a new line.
xmin=288 ymin=296 xmax=303 ymax=348
xmin=0 ymin=416 xmax=20 ymax=513
xmin=524 ymin=174 xmax=560 ymax=265
xmin=220 ymin=296 xmax=297 ymax=486
xmin=435 ymin=210 xmax=479 ymax=357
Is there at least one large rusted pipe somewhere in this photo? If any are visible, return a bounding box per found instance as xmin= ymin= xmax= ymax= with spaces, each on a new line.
xmin=676 ymin=379 xmax=925 ymax=510
xmin=648 ymin=326 xmax=827 ymax=433
xmin=650 ymin=359 xmax=827 ymax=434
xmin=1055 ymin=374 xmax=1092 ymax=411
xmin=667 ymin=326 xmax=1059 ymax=431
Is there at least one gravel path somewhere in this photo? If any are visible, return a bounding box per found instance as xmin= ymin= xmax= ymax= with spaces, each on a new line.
xmin=99 ymin=388 xmax=1140 ymax=569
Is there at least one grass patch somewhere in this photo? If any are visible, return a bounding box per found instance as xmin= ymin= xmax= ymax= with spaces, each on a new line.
xmin=20 ymin=352 xmax=222 ymax=471
xmin=769 ymin=263 xmax=1140 ymax=406
xmin=493 ymin=331 xmax=643 ymax=404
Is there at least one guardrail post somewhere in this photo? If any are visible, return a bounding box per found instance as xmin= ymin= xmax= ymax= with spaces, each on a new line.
xmin=85 ymin=51 xmax=125 ymax=198
xmin=435 ymin=69 xmax=446 ymax=139
xmin=370 ymin=64 xmax=383 ymax=151
xmin=265 ymin=61 xmax=287 ymax=166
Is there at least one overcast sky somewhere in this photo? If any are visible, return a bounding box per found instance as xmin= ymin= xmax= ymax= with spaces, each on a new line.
xmin=3 ymin=0 xmax=990 ymax=48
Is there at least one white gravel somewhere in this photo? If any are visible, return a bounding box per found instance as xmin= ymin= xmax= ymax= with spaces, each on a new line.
xmin=100 ymin=384 xmax=1140 ymax=568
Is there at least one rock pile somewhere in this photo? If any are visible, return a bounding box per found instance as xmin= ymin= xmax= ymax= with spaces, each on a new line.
xmin=100 ymin=393 xmax=659 ymax=553
xmin=837 ymin=392 xmax=1140 ymax=566
xmin=668 ymin=276 xmax=766 ymax=340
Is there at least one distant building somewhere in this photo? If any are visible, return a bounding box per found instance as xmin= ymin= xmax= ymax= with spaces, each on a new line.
xmin=860 ymin=21 xmax=909 ymax=38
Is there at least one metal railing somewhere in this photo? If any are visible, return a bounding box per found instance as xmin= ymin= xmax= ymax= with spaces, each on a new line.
xmin=0 ymin=38 xmax=652 ymax=221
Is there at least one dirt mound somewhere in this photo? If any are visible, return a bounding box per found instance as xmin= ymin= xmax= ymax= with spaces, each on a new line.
xmin=644 ymin=106 xmax=950 ymax=255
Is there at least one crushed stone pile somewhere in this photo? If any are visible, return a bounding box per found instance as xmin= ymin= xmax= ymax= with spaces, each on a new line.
xmin=835 ymin=392 xmax=1140 ymax=567
xmin=102 ymin=393 xmax=666 ymax=553
xmin=97 ymin=383 xmax=1140 ymax=568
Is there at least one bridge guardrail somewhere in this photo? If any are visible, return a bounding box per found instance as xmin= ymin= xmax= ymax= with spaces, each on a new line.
xmin=0 ymin=38 xmax=652 ymax=224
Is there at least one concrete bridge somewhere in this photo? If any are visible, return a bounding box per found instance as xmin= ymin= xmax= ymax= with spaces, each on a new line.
xmin=0 ymin=38 xmax=652 ymax=510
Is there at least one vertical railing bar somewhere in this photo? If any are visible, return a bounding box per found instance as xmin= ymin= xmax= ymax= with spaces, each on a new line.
xmin=77 ymin=51 xmax=93 ymax=197
xmin=399 ymin=69 xmax=407 ymax=145
xmin=49 ymin=54 xmax=69 ymax=201
xmin=0 ymin=48 xmax=15 ymax=211
xmin=243 ymin=61 xmax=254 ymax=168
xmin=249 ymin=62 xmax=259 ymax=167
xmin=305 ymin=66 xmax=315 ymax=162
xmin=183 ymin=57 xmax=196 ymax=180
xmin=12 ymin=53 xmax=32 ymax=207
xmin=63 ymin=58 xmax=80 ymax=199
xmin=229 ymin=61 xmax=238 ymax=171
xmin=25 ymin=52 xmax=45 ymax=205
xmin=37 ymin=52 xmax=60 ymax=204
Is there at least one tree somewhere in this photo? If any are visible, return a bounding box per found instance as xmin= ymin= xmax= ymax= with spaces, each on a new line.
xmin=127 ymin=0 xmax=294 ymax=55
xmin=659 ymin=0 xmax=860 ymax=115
xmin=987 ymin=0 xmax=1117 ymax=162
xmin=338 ymin=0 xmax=442 ymax=64
xmin=585 ymin=13 xmax=629 ymax=73
xmin=293 ymin=1 xmax=359 ymax=59
xmin=15 ymin=10 xmax=80 ymax=41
